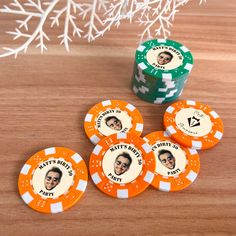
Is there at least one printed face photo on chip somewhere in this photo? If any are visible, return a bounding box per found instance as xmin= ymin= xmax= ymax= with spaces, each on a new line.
xmin=44 ymin=167 xmax=62 ymax=191
xmin=114 ymin=152 xmax=132 ymax=176
xmin=105 ymin=116 xmax=122 ymax=131
xmin=157 ymin=51 xmax=173 ymax=65
xmin=158 ymin=150 xmax=176 ymax=170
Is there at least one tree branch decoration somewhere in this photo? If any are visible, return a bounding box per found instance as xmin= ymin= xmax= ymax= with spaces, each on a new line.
xmin=0 ymin=0 xmax=206 ymax=58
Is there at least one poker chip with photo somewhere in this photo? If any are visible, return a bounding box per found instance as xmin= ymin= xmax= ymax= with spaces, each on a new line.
xmin=18 ymin=147 xmax=88 ymax=213
xmin=144 ymin=131 xmax=200 ymax=191
xmin=132 ymin=39 xmax=193 ymax=104
xmin=84 ymin=100 xmax=144 ymax=144
xmin=89 ymin=133 xmax=156 ymax=198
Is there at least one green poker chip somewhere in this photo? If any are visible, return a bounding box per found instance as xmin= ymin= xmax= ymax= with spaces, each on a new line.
xmin=132 ymin=75 xmax=186 ymax=103
xmin=133 ymin=68 xmax=188 ymax=91
xmin=132 ymin=82 xmax=184 ymax=104
xmin=132 ymin=69 xmax=188 ymax=96
xmin=135 ymin=39 xmax=193 ymax=80
xmin=132 ymin=86 xmax=182 ymax=104
xmin=134 ymin=62 xmax=190 ymax=82
xmin=131 ymin=80 xmax=187 ymax=102
xmin=132 ymin=86 xmax=181 ymax=104
xmin=131 ymin=79 xmax=186 ymax=100
xmin=131 ymin=39 xmax=194 ymax=104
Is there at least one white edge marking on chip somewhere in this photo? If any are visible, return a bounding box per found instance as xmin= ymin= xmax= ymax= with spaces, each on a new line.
xmin=102 ymin=100 xmax=111 ymax=107
xmin=76 ymin=180 xmax=87 ymax=192
xmin=84 ymin=114 xmax=93 ymax=122
xmin=186 ymin=100 xmax=196 ymax=106
xmin=91 ymin=172 xmax=102 ymax=185
xmin=186 ymin=170 xmax=197 ymax=183
xmin=21 ymin=164 xmax=31 ymax=175
xmin=71 ymin=153 xmax=82 ymax=164
xmin=192 ymin=141 xmax=202 ymax=149
xmin=117 ymin=133 xmax=127 ymax=139
xmin=138 ymin=62 xmax=147 ymax=70
xmin=158 ymin=88 xmax=167 ymax=92
xmin=164 ymin=80 xmax=175 ymax=86
xmin=165 ymin=84 xmax=175 ymax=89
xmin=90 ymin=135 xmax=100 ymax=145
xmin=117 ymin=189 xmax=128 ymax=198
xmin=51 ymin=202 xmax=63 ymax=213
xmin=210 ymin=110 xmax=219 ymax=119
xmin=159 ymin=181 xmax=171 ymax=192
xmin=45 ymin=147 xmax=56 ymax=155
xmin=144 ymin=171 xmax=154 ymax=184
xmin=93 ymin=145 xmax=103 ymax=155
xmin=166 ymin=89 xmax=178 ymax=98
xmin=126 ymin=103 xmax=135 ymax=112
xmin=142 ymin=143 xmax=151 ymax=154
xmin=143 ymin=137 xmax=148 ymax=142
xmin=163 ymin=131 xmax=169 ymax=137
xmin=21 ymin=192 xmax=34 ymax=204
xmin=166 ymin=125 xmax=177 ymax=135
xmin=133 ymin=86 xmax=139 ymax=94
xmin=180 ymin=46 xmax=189 ymax=52
xmin=162 ymin=73 xmax=172 ymax=80
xmin=137 ymin=45 xmax=146 ymax=52
xmin=188 ymin=148 xmax=198 ymax=155
xmin=166 ymin=106 xmax=175 ymax=114
xmin=154 ymin=98 xmax=165 ymax=104
xmin=135 ymin=123 xmax=143 ymax=132
xmin=135 ymin=74 xmax=140 ymax=82
xmin=184 ymin=63 xmax=193 ymax=71
xmin=139 ymin=86 xmax=149 ymax=94
xmin=157 ymin=39 xmax=166 ymax=43
xmin=214 ymin=131 xmax=223 ymax=140
xmin=139 ymin=75 xmax=146 ymax=83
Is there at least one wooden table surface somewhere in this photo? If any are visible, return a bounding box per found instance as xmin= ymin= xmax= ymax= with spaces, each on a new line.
xmin=0 ymin=1 xmax=235 ymax=235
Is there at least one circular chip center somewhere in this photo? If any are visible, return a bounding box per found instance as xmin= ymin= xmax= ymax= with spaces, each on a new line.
xmin=102 ymin=143 xmax=143 ymax=184
xmin=146 ymin=46 xmax=183 ymax=70
xmin=175 ymin=107 xmax=212 ymax=137
xmin=32 ymin=158 xmax=74 ymax=199
xmin=96 ymin=108 xmax=132 ymax=136
xmin=152 ymin=141 xmax=186 ymax=177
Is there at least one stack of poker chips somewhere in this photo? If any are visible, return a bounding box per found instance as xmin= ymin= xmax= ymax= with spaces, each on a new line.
xmin=132 ymin=39 xmax=194 ymax=104
xmin=84 ymin=99 xmax=223 ymax=197
xmin=17 ymin=99 xmax=224 ymax=213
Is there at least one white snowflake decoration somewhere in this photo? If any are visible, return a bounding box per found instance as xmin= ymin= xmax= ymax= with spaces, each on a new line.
xmin=0 ymin=0 xmax=206 ymax=58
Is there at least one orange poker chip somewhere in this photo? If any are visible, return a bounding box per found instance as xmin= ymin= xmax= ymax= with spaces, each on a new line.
xmin=84 ymin=100 xmax=144 ymax=145
xmin=144 ymin=131 xmax=200 ymax=192
xmin=89 ymin=133 xmax=156 ymax=198
xmin=163 ymin=100 xmax=224 ymax=150
xmin=18 ymin=147 xmax=88 ymax=214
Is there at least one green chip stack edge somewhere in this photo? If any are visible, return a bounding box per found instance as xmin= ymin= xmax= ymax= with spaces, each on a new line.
xmin=131 ymin=39 xmax=194 ymax=104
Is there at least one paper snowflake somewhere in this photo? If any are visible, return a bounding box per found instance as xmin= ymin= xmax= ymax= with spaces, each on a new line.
xmin=0 ymin=0 xmax=206 ymax=58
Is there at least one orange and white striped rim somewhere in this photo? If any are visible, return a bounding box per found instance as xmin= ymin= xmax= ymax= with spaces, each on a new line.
xmin=144 ymin=131 xmax=200 ymax=192
xmin=84 ymin=100 xmax=144 ymax=145
xmin=89 ymin=133 xmax=155 ymax=198
xmin=163 ymin=100 xmax=224 ymax=150
xmin=18 ymin=147 xmax=88 ymax=213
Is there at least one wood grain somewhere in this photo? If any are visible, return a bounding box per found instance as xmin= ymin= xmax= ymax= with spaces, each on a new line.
xmin=0 ymin=1 xmax=235 ymax=235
